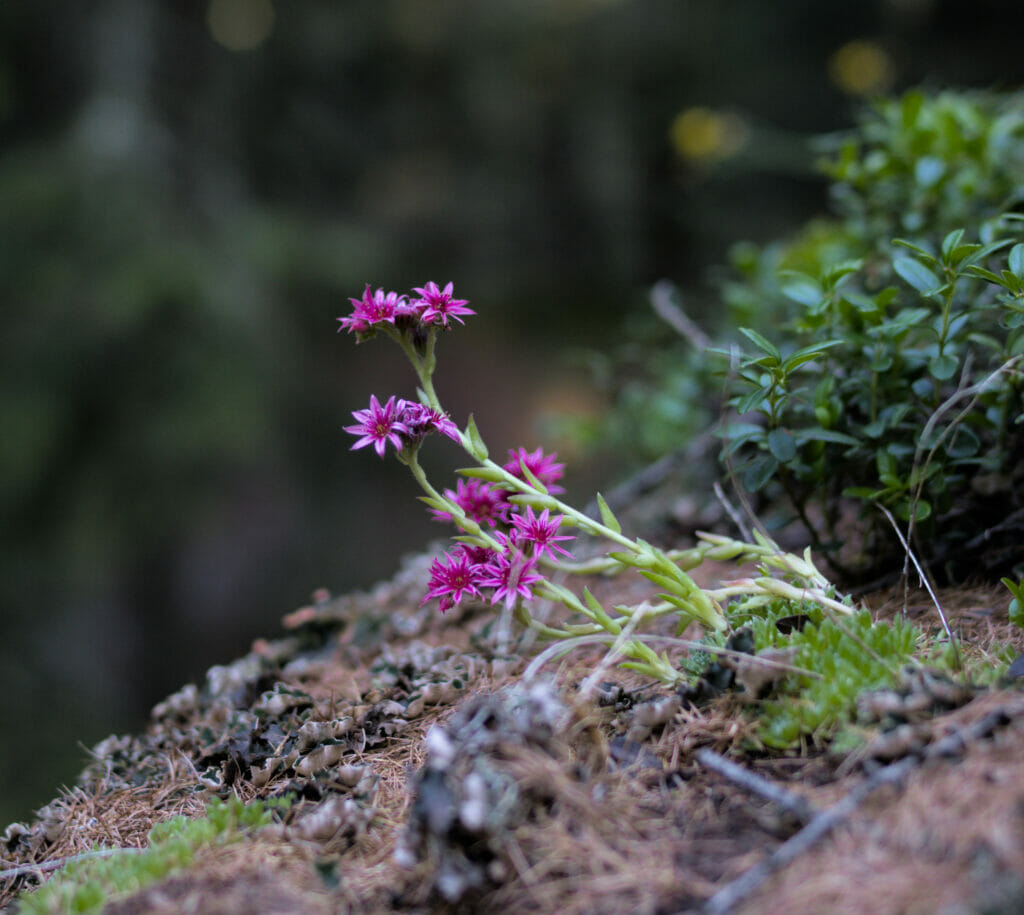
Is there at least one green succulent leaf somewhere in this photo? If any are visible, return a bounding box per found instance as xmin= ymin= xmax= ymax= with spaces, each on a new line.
xmin=595 ymin=492 xmax=622 ymax=534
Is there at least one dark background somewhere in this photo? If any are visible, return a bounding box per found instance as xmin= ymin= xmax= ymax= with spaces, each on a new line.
xmin=3 ymin=0 xmax=1024 ymax=826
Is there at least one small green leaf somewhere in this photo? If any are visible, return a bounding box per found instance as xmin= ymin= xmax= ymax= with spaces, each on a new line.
xmin=791 ymin=428 xmax=860 ymax=446
xmin=417 ymin=494 xmax=450 ymax=513
xmin=767 ymin=428 xmax=797 ymax=462
xmin=894 ymin=498 xmax=931 ymax=522
xmin=713 ymin=422 xmax=763 ymax=442
xmin=457 ymin=466 xmax=508 ymax=482
xmin=843 ymin=486 xmax=883 ymax=500
xmin=893 ymin=256 xmax=942 ymax=295
xmin=596 ymin=492 xmax=622 ymax=534
xmin=736 ymin=386 xmax=770 ymax=415
xmin=464 ymin=414 xmax=488 ymax=461
xmin=781 ymin=276 xmax=824 ymax=308
xmin=949 ymin=243 xmax=981 ymax=266
xmin=640 ymin=569 xmax=689 ymax=598
xmin=892 ymin=238 xmax=935 ymax=260
xmin=507 ymin=492 xmax=552 ymax=509
xmin=964 ymin=265 xmax=1008 ymax=286
xmin=945 ymin=425 xmax=981 ymax=458
xmin=843 ymin=292 xmax=883 ymax=315
xmin=782 ymin=340 xmax=843 ymax=373
xmin=1001 ymin=576 xmax=1024 ymax=603
xmin=1009 ymin=243 xmax=1024 ymax=278
xmin=928 ymin=353 xmax=959 ymax=380
xmin=738 ymin=327 xmax=781 ymax=361
xmin=743 ymin=454 xmax=779 ymax=492
xmin=516 ymin=459 xmax=549 ymax=494
xmin=941 ymin=228 xmax=965 ymax=260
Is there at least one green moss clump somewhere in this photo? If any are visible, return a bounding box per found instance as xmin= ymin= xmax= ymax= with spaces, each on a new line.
xmin=18 ymin=795 xmax=289 ymax=915
xmin=753 ymin=606 xmax=920 ymax=750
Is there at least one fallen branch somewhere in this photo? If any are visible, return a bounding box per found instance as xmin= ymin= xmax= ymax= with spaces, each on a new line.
xmin=700 ymin=699 xmax=1024 ymax=914
xmin=0 ymin=846 xmax=144 ymax=884
xmin=695 ymin=748 xmax=816 ymax=826
xmin=700 ymin=754 xmax=917 ymax=915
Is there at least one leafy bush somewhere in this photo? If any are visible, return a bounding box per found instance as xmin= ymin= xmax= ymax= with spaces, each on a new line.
xmin=600 ymin=89 xmax=1024 ymax=583
xmin=719 ymin=90 xmax=1024 ymax=581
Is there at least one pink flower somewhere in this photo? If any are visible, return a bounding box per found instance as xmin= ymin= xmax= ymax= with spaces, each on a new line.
xmin=421 ymin=550 xmax=486 ymax=613
xmin=478 ymin=549 xmax=543 ymax=611
xmin=503 ymin=447 xmax=566 ymax=494
xmin=344 ymin=394 xmax=409 ymax=457
xmin=431 ymin=478 xmax=507 ymax=526
xmin=411 ymin=281 xmax=475 ymax=327
xmin=399 ymin=401 xmax=461 ymax=444
xmin=457 ymin=543 xmax=495 ymax=567
xmin=510 ymin=507 xmax=574 ymax=561
xmin=338 ymin=285 xmax=407 ymax=334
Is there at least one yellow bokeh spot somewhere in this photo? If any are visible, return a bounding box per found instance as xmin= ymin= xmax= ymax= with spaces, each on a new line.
xmin=207 ymin=0 xmax=275 ymax=52
xmin=669 ymin=107 xmax=748 ymax=162
xmin=828 ymin=40 xmax=894 ymax=96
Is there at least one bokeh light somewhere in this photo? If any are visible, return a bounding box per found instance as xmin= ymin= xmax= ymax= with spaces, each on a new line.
xmin=669 ymin=107 xmax=749 ymax=163
xmin=829 ymin=39 xmax=895 ymax=96
xmin=207 ymin=0 xmax=275 ymax=52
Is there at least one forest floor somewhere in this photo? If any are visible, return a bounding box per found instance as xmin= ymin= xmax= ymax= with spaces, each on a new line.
xmin=3 ymin=488 xmax=1024 ymax=914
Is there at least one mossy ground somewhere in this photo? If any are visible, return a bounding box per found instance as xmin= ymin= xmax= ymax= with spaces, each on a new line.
xmin=3 ymin=494 xmax=1024 ymax=914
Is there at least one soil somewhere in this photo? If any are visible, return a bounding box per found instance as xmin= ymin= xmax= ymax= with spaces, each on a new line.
xmin=2 ymin=507 xmax=1024 ymax=914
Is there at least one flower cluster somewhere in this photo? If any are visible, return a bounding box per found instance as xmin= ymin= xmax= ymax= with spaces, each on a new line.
xmin=338 ymin=278 xmax=858 ymax=691
xmin=430 ymin=446 xmax=566 ymax=526
xmin=339 ymin=282 xmax=577 ymax=616
xmin=422 ymin=453 xmax=574 ymax=612
xmin=344 ymin=394 xmax=459 ymax=457
xmin=338 ymin=281 xmax=475 ymax=336
xmin=421 ymin=504 xmax=574 ymax=613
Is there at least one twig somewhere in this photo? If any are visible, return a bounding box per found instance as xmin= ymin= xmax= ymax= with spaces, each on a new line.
xmin=876 ymin=502 xmax=960 ymax=669
xmin=713 ymin=482 xmax=752 ymax=545
xmin=695 ymin=749 xmax=815 ymax=825
xmin=583 ymin=436 xmax=712 ymax=518
xmin=649 ymin=280 xmax=711 ymax=350
xmin=700 ymin=754 xmax=918 ymax=915
xmin=0 ymin=846 xmax=144 ymax=883
xmin=906 ymin=354 xmax=1023 ymax=562
xmin=964 ymin=505 xmax=1024 ymax=550
xmin=700 ymin=699 xmax=1024 ymax=914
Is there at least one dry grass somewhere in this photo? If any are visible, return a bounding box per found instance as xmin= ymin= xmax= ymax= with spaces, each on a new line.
xmin=3 ymin=543 xmax=1024 ymax=914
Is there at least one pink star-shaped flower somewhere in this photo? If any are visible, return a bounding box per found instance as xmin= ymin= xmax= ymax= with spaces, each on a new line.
xmin=338 ymin=285 xmax=406 ymax=334
xmin=343 ymin=394 xmax=409 ymax=457
xmin=510 ymin=507 xmax=574 ymax=561
xmin=421 ymin=550 xmax=486 ymax=613
xmin=430 ymin=478 xmax=508 ymax=526
xmin=478 ymin=549 xmax=543 ymax=611
xmin=411 ymin=281 xmax=475 ymax=327
xmin=399 ymin=401 xmax=461 ymax=444
xmin=504 ymin=447 xmax=565 ymax=494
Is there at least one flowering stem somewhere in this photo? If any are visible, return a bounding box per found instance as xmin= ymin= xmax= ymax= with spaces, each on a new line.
xmin=338 ymin=282 xmax=862 ymax=685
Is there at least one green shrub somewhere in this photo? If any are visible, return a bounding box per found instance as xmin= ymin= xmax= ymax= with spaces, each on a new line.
xmin=598 ymin=89 xmax=1024 ymax=583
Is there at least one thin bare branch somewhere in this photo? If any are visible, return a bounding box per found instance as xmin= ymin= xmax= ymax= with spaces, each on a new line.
xmin=696 ymin=749 xmax=816 ymax=825
xmin=649 ymin=279 xmax=711 ymax=350
xmin=876 ymin=502 xmax=960 ymax=669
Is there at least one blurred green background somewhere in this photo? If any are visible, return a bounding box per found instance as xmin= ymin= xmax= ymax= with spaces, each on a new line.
xmin=3 ymin=0 xmax=1024 ymax=827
